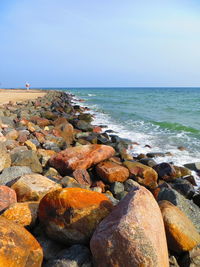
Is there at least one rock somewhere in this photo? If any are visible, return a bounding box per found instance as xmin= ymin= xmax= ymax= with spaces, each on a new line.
xmin=105 ymin=191 xmax=119 ymax=206
xmin=159 ymin=200 xmax=200 ymax=252
xmin=49 ymin=144 xmax=115 ymax=175
xmin=72 ymin=169 xmax=92 ymax=186
xmin=0 ymin=166 xmax=32 ymax=186
xmin=123 ymin=161 xmax=158 ymax=189
xmin=5 ymin=129 xmax=19 ymax=140
xmin=124 ymin=179 xmax=140 ymax=192
xmin=44 ymin=244 xmax=92 ymax=267
xmin=39 ymin=188 xmax=113 ymax=244
xmin=0 ymin=116 xmax=14 ymax=127
xmin=10 ymin=145 xmax=28 ymax=155
xmin=0 ymin=143 xmax=11 ymax=172
xmin=11 ymin=173 xmax=61 ymax=202
xmin=153 ymin=162 xmax=176 ymax=181
xmin=25 ymin=140 xmax=37 ymax=151
xmin=18 ymin=130 xmax=30 ymax=143
xmin=78 ymin=113 xmax=93 ymax=123
xmin=139 ymin=158 xmax=157 ymax=167
xmin=157 ymin=187 xmax=200 ymax=232
xmin=179 ymin=244 xmax=200 ymax=267
xmin=0 ymin=217 xmax=43 ymax=267
xmin=146 ymin=152 xmax=166 ymax=158
xmin=90 ymin=185 xmax=169 ymax=267
xmin=170 ymin=178 xmax=195 ymax=199
xmin=43 ymin=141 xmax=61 ymax=152
xmin=92 ymin=180 xmax=107 ymax=193
xmin=110 ymin=182 xmax=125 ymax=196
xmin=76 ymin=120 xmax=93 ymax=131
xmin=115 ymin=190 xmax=128 ymax=200
xmin=59 ymin=176 xmax=84 ymax=188
xmin=44 ymin=167 xmax=60 ymax=178
xmin=174 ymin=166 xmax=191 ymax=178
xmin=0 ymin=185 xmax=17 ymax=212
xmin=11 ymin=150 xmax=43 ymax=173
xmin=184 ymin=162 xmax=200 ymax=171
xmin=193 ymin=193 xmax=200 ymax=208
xmin=1 ymin=201 xmax=39 ymax=227
xmin=96 ymin=161 xmax=129 ymax=183
xmin=55 ymin=122 xmax=74 ymax=145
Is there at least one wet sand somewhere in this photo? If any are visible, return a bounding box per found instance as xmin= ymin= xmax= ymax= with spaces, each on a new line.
xmin=0 ymin=89 xmax=47 ymax=104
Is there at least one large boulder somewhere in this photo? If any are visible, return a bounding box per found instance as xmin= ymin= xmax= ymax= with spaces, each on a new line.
xmin=39 ymin=188 xmax=113 ymax=244
xmin=11 ymin=150 xmax=42 ymax=173
xmin=0 ymin=185 xmax=17 ymax=212
xmin=0 ymin=217 xmax=43 ymax=267
xmin=157 ymin=187 xmax=200 ymax=232
xmin=49 ymin=144 xmax=115 ymax=175
xmin=123 ymin=161 xmax=158 ymax=189
xmin=90 ymin=185 xmax=169 ymax=267
xmin=1 ymin=202 xmax=39 ymax=227
xmin=11 ymin=173 xmax=61 ymax=202
xmin=153 ymin=163 xmax=176 ymax=181
xmin=96 ymin=161 xmax=129 ymax=183
xmin=159 ymin=201 xmax=200 ymax=252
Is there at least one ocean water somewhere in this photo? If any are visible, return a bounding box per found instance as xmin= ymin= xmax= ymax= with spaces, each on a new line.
xmin=52 ymin=87 xmax=200 ymax=182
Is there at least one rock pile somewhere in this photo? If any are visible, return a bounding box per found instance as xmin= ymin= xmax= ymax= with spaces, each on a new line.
xmin=0 ymin=90 xmax=198 ymax=266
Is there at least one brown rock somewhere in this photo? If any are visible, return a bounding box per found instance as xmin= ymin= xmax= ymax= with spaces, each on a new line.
xmin=25 ymin=140 xmax=37 ymax=151
xmin=39 ymin=188 xmax=113 ymax=244
xmin=90 ymin=185 xmax=169 ymax=267
xmin=49 ymin=144 xmax=115 ymax=175
xmin=72 ymin=169 xmax=92 ymax=186
xmin=11 ymin=173 xmax=61 ymax=202
xmin=1 ymin=202 xmax=39 ymax=227
xmin=55 ymin=122 xmax=74 ymax=145
xmin=159 ymin=200 xmax=200 ymax=252
xmin=0 ymin=217 xmax=43 ymax=267
xmin=0 ymin=143 xmax=11 ymax=172
xmin=96 ymin=161 xmax=129 ymax=183
xmin=124 ymin=161 xmax=158 ymax=189
xmin=5 ymin=129 xmax=19 ymax=140
xmin=34 ymin=132 xmax=46 ymax=144
xmin=0 ymin=185 xmax=17 ymax=212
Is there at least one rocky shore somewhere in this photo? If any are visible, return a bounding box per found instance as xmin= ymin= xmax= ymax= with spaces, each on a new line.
xmin=0 ymin=90 xmax=199 ymax=266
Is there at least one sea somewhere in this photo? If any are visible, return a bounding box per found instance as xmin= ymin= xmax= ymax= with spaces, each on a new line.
xmin=47 ymin=87 xmax=200 ymax=184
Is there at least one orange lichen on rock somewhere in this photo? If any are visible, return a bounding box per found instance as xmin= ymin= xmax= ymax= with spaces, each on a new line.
xmin=159 ymin=200 xmax=200 ymax=252
xmin=0 ymin=217 xmax=43 ymax=267
xmin=39 ymin=188 xmax=113 ymax=244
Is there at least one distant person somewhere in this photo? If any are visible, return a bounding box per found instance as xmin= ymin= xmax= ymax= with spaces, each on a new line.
xmin=25 ymin=82 xmax=30 ymax=90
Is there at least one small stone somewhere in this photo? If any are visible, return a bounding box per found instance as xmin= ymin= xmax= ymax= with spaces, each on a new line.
xmin=146 ymin=152 xmax=166 ymax=158
xmin=5 ymin=129 xmax=19 ymax=140
xmin=124 ymin=179 xmax=140 ymax=192
xmin=25 ymin=140 xmax=37 ymax=151
xmin=110 ymin=182 xmax=125 ymax=195
xmin=72 ymin=169 xmax=92 ymax=186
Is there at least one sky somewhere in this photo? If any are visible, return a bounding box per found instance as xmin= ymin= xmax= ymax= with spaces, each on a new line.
xmin=1 ymin=0 xmax=200 ymax=88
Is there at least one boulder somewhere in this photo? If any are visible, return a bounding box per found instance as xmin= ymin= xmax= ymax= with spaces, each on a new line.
xmin=90 ymin=185 xmax=169 ymax=267
xmin=0 ymin=217 xmax=43 ymax=267
xmin=1 ymin=201 xmax=39 ymax=227
xmin=39 ymin=188 xmax=113 ymax=244
xmin=11 ymin=173 xmax=61 ymax=202
xmin=0 ymin=185 xmax=17 ymax=212
xmin=123 ymin=161 xmax=158 ymax=189
xmin=0 ymin=143 xmax=11 ymax=172
xmin=96 ymin=161 xmax=129 ymax=183
xmin=157 ymin=187 xmax=200 ymax=232
xmin=0 ymin=166 xmax=32 ymax=186
xmin=44 ymin=244 xmax=92 ymax=267
xmin=139 ymin=158 xmax=157 ymax=167
xmin=11 ymin=150 xmax=42 ymax=173
xmin=49 ymin=144 xmax=115 ymax=175
xmin=159 ymin=201 xmax=200 ymax=252
xmin=72 ymin=169 xmax=92 ymax=186
xmin=146 ymin=152 xmax=165 ymax=158
xmin=184 ymin=162 xmax=200 ymax=171
xmin=170 ymin=178 xmax=195 ymax=199
xmin=55 ymin=122 xmax=74 ymax=145
xmin=153 ymin=162 xmax=176 ymax=181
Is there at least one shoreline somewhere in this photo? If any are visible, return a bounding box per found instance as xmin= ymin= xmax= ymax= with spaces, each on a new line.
xmin=0 ymin=89 xmax=198 ymax=265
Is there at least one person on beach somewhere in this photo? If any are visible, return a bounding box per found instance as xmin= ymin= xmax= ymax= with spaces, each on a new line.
xmin=25 ymin=82 xmax=30 ymax=90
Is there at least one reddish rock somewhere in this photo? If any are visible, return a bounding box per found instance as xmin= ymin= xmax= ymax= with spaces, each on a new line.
xmin=124 ymin=161 xmax=158 ymax=189
xmin=55 ymin=122 xmax=74 ymax=145
xmin=53 ymin=117 xmax=68 ymax=126
xmin=36 ymin=118 xmax=51 ymax=127
xmin=1 ymin=201 xmax=39 ymax=227
xmin=90 ymin=185 xmax=169 ymax=267
xmin=96 ymin=161 xmax=129 ymax=183
xmin=92 ymin=180 xmax=107 ymax=193
xmin=39 ymin=188 xmax=113 ymax=244
xmin=49 ymin=144 xmax=115 ymax=175
xmin=0 ymin=185 xmax=17 ymax=212
xmin=93 ymin=126 xmax=102 ymax=133
xmin=72 ymin=169 xmax=92 ymax=186
xmin=34 ymin=132 xmax=46 ymax=143
xmin=159 ymin=200 xmax=200 ymax=252
xmin=0 ymin=217 xmax=43 ymax=267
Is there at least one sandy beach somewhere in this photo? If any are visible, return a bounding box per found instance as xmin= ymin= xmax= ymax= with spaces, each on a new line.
xmin=0 ymin=89 xmax=46 ymax=104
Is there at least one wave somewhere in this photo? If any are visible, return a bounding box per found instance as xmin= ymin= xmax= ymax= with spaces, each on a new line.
xmin=150 ymin=121 xmax=200 ymax=135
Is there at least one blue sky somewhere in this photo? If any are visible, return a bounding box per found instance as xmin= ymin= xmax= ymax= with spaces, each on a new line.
xmin=0 ymin=0 xmax=200 ymax=87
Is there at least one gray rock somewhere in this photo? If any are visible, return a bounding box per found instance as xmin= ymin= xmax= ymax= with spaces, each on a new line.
xmin=0 ymin=166 xmax=32 ymax=186
xmin=11 ymin=150 xmax=43 ymax=173
xmin=184 ymin=162 xmax=200 ymax=171
xmin=146 ymin=152 xmax=166 ymax=158
xmin=139 ymin=158 xmax=157 ymax=167
xmin=124 ymin=179 xmax=140 ymax=192
xmin=157 ymin=187 xmax=200 ymax=232
xmin=115 ymin=191 xmax=128 ymax=200
xmin=43 ymin=142 xmax=61 ymax=152
xmin=110 ymin=182 xmax=124 ymax=195
xmin=0 ymin=116 xmax=15 ymax=127
xmin=44 ymin=245 xmax=92 ymax=267
xmin=170 ymin=178 xmax=195 ymax=199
